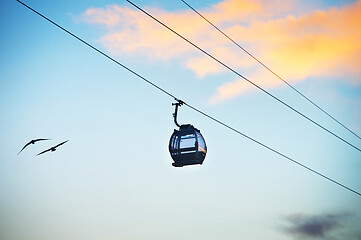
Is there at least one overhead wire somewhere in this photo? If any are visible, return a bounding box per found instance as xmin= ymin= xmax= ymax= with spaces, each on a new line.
xmin=15 ymin=0 xmax=361 ymax=197
xmin=180 ymin=0 xmax=361 ymax=142
xmin=125 ymin=0 xmax=361 ymax=154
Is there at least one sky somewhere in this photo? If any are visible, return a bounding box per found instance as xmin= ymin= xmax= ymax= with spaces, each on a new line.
xmin=1 ymin=0 xmax=361 ymax=239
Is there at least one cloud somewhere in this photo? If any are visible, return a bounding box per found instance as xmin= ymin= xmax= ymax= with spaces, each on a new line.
xmin=79 ymin=0 xmax=361 ymax=103
xmin=281 ymin=212 xmax=356 ymax=239
xmin=80 ymin=5 xmax=204 ymax=60
xmin=211 ymin=0 xmax=361 ymax=103
xmin=209 ymin=69 xmax=280 ymax=103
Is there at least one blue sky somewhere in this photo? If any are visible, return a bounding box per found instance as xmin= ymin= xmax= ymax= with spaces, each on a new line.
xmin=1 ymin=0 xmax=361 ymax=239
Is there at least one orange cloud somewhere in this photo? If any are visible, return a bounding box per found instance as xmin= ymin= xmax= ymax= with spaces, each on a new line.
xmin=79 ymin=0 xmax=297 ymax=60
xmin=210 ymin=71 xmax=280 ymax=104
xmin=80 ymin=0 xmax=361 ymax=103
xmin=81 ymin=5 xmax=212 ymax=60
xmin=211 ymin=0 xmax=361 ymax=103
xmin=185 ymin=47 xmax=255 ymax=78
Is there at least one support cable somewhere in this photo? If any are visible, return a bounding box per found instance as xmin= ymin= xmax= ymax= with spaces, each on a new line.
xmin=15 ymin=0 xmax=361 ymax=197
xmin=181 ymin=0 xmax=361 ymax=142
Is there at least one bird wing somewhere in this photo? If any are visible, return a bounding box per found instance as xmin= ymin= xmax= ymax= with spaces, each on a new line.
xmin=34 ymin=138 xmax=50 ymax=142
xmin=18 ymin=141 xmax=32 ymax=155
xmin=36 ymin=147 xmax=52 ymax=156
xmin=54 ymin=140 xmax=69 ymax=149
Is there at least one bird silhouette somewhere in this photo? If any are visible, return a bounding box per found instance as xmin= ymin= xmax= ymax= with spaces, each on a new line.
xmin=18 ymin=138 xmax=50 ymax=155
xmin=36 ymin=140 xmax=68 ymax=156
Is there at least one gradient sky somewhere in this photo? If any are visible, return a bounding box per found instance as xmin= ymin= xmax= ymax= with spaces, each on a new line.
xmin=1 ymin=0 xmax=361 ymax=240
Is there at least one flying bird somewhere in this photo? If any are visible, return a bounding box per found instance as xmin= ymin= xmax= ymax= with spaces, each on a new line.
xmin=36 ymin=140 xmax=68 ymax=156
xmin=18 ymin=138 xmax=50 ymax=155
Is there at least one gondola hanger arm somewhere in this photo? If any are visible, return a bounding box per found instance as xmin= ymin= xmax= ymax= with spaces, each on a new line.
xmin=172 ymin=99 xmax=185 ymax=128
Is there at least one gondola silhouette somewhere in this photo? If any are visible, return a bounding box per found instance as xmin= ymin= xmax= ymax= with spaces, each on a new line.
xmin=169 ymin=101 xmax=207 ymax=167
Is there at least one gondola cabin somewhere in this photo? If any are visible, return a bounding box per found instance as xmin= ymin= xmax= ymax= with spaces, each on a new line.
xmin=169 ymin=124 xmax=207 ymax=167
xmin=168 ymin=101 xmax=207 ymax=167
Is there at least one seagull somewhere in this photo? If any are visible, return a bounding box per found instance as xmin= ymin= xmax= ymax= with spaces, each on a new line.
xmin=36 ymin=140 xmax=69 ymax=156
xmin=18 ymin=138 xmax=50 ymax=155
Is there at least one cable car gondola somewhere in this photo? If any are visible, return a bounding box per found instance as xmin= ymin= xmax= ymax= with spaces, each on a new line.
xmin=169 ymin=100 xmax=207 ymax=167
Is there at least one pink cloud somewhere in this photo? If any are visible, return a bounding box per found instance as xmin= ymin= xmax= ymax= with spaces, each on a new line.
xmin=79 ymin=0 xmax=361 ymax=103
xmin=211 ymin=0 xmax=361 ymax=103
